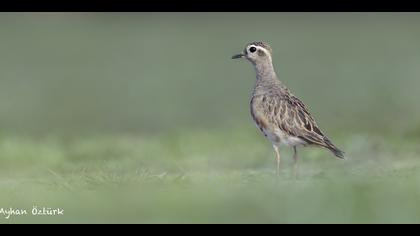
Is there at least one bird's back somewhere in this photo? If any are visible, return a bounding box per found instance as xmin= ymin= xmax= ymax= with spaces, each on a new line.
xmin=250 ymin=76 xmax=344 ymax=158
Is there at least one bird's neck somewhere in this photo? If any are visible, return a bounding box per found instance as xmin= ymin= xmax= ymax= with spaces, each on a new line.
xmin=253 ymin=60 xmax=286 ymax=92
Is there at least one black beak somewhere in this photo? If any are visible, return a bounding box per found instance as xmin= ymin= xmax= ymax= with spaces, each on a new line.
xmin=231 ymin=53 xmax=244 ymax=59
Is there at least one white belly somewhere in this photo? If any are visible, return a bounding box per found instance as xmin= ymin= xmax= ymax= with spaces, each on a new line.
xmin=259 ymin=126 xmax=305 ymax=147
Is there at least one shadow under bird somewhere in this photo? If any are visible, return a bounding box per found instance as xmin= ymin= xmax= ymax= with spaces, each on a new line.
xmin=232 ymin=42 xmax=345 ymax=176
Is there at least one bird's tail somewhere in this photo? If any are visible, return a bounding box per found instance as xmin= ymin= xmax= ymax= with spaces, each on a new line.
xmin=328 ymin=146 xmax=345 ymax=159
xmin=324 ymin=139 xmax=345 ymax=159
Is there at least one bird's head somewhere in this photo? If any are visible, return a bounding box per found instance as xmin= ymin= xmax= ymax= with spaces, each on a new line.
xmin=231 ymin=41 xmax=273 ymax=65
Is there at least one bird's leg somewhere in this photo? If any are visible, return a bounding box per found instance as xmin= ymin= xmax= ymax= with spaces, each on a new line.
xmin=293 ymin=146 xmax=299 ymax=178
xmin=273 ymin=145 xmax=281 ymax=176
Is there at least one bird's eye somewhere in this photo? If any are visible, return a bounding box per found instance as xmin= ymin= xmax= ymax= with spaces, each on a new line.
xmin=249 ymin=47 xmax=257 ymax=53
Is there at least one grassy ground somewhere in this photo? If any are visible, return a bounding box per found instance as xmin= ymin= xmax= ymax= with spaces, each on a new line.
xmin=1 ymin=127 xmax=420 ymax=223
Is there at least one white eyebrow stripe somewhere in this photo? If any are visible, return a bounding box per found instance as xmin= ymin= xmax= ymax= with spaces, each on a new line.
xmin=255 ymin=46 xmax=270 ymax=55
xmin=248 ymin=45 xmax=268 ymax=53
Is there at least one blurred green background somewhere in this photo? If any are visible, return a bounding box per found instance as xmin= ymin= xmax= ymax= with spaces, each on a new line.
xmin=1 ymin=13 xmax=420 ymax=223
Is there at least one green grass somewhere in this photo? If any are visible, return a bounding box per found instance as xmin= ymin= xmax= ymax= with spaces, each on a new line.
xmin=1 ymin=127 xmax=420 ymax=223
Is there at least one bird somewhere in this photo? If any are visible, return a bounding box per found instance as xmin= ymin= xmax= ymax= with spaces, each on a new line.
xmin=232 ymin=41 xmax=344 ymax=176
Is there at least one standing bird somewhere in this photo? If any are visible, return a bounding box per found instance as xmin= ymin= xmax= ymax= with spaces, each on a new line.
xmin=232 ymin=42 xmax=344 ymax=176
